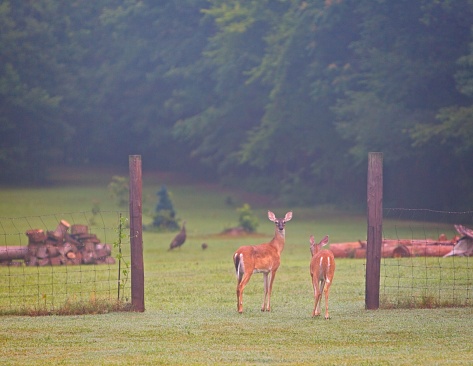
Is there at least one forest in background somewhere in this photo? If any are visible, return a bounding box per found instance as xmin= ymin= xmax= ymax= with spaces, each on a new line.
xmin=1 ymin=0 xmax=472 ymax=210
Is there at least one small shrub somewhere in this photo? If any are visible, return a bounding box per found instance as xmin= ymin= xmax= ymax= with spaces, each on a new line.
xmin=237 ymin=203 xmax=259 ymax=233
xmin=107 ymin=175 xmax=129 ymax=207
xmin=89 ymin=200 xmax=101 ymax=226
xmin=151 ymin=185 xmax=180 ymax=231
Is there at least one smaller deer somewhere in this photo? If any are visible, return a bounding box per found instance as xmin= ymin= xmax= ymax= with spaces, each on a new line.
xmin=233 ymin=211 xmax=292 ymax=313
xmin=309 ymin=235 xmax=335 ymax=319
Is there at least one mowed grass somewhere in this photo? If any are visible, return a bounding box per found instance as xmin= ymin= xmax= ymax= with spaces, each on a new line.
xmin=1 ymin=167 xmax=473 ymax=365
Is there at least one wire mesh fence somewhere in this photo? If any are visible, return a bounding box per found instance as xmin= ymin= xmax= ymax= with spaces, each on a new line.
xmin=0 ymin=211 xmax=131 ymax=315
xmin=380 ymin=208 xmax=473 ymax=308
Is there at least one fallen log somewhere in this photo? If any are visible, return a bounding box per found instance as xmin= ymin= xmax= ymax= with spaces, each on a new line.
xmin=0 ymin=246 xmax=29 ymax=261
xmin=406 ymin=244 xmax=453 ymax=257
xmin=329 ymin=242 xmax=363 ymax=258
xmin=330 ymin=239 xmax=455 ymax=258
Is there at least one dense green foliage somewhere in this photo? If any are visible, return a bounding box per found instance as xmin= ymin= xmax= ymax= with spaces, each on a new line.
xmin=1 ymin=0 xmax=473 ymax=209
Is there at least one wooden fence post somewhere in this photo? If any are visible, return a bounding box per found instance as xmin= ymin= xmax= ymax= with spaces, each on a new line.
xmin=129 ymin=155 xmax=145 ymax=312
xmin=365 ymin=152 xmax=383 ymax=310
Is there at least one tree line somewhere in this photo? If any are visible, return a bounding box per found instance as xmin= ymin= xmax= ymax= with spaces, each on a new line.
xmin=1 ymin=0 xmax=472 ymax=210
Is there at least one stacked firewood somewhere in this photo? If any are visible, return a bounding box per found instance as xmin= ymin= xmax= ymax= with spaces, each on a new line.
xmin=24 ymin=220 xmax=115 ymax=266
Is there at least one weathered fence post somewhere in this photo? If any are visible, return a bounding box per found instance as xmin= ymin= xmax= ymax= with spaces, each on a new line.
xmin=129 ymin=155 xmax=145 ymax=312
xmin=365 ymin=152 xmax=383 ymax=310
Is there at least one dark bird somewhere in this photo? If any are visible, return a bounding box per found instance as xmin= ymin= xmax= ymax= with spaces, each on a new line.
xmin=168 ymin=221 xmax=186 ymax=250
xmin=201 ymin=243 xmax=208 ymax=250
xmin=444 ymin=225 xmax=473 ymax=257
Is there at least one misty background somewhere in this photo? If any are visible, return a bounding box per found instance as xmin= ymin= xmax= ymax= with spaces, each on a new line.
xmin=1 ymin=0 xmax=472 ymax=210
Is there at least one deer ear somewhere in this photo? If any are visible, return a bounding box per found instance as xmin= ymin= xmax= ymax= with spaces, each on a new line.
xmin=309 ymin=235 xmax=315 ymax=246
xmin=284 ymin=211 xmax=293 ymax=221
xmin=319 ymin=235 xmax=329 ymax=247
xmin=268 ymin=211 xmax=276 ymax=222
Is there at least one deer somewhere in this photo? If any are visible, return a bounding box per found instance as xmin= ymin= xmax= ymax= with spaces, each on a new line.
xmin=309 ymin=234 xmax=335 ymax=319
xmin=233 ymin=211 xmax=293 ymax=313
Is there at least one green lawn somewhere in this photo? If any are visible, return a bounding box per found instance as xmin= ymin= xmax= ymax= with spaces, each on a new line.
xmin=1 ymin=167 xmax=472 ymax=365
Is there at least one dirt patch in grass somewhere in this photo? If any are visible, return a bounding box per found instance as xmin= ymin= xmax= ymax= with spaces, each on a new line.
xmin=219 ymin=227 xmax=259 ymax=237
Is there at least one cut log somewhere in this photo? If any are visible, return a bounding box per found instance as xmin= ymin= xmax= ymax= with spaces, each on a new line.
xmin=51 ymin=220 xmax=71 ymax=240
xmin=0 ymin=246 xmax=28 ymax=261
xmin=83 ymin=241 xmax=95 ymax=252
xmin=82 ymin=251 xmax=95 ymax=264
xmin=71 ymin=224 xmax=88 ymax=235
xmin=27 ymin=256 xmax=37 ymax=266
xmin=26 ymin=229 xmax=46 ymax=244
xmin=66 ymin=254 xmax=81 ymax=265
xmin=10 ymin=221 xmax=115 ymax=266
xmin=36 ymin=245 xmax=48 ymax=259
xmin=95 ymin=243 xmax=112 ymax=259
xmin=27 ymin=244 xmax=38 ymax=258
xmin=49 ymin=256 xmax=62 ymax=266
xmin=64 ymin=233 xmax=82 ymax=247
xmin=47 ymin=244 xmax=59 ymax=257
xmin=407 ymin=244 xmax=453 ymax=257
xmin=37 ymin=257 xmax=50 ymax=266
xmin=381 ymin=244 xmax=411 ymax=258
xmin=74 ymin=251 xmax=83 ymax=263
xmin=58 ymin=242 xmax=77 ymax=256
xmin=391 ymin=245 xmax=411 ymax=258
xmin=76 ymin=233 xmax=99 ymax=241
xmin=354 ymin=248 xmax=367 ymax=259
xmin=329 ymin=242 xmax=363 ymax=258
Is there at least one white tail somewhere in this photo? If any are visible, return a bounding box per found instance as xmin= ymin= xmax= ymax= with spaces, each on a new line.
xmin=309 ymin=235 xmax=335 ymax=319
xmin=233 ymin=211 xmax=293 ymax=313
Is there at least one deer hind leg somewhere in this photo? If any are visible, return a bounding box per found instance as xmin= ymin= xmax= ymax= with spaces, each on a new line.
xmin=236 ymin=272 xmax=252 ymax=313
xmin=312 ymin=279 xmax=324 ymax=317
xmin=312 ymin=282 xmax=319 ymax=317
xmin=234 ymin=253 xmax=245 ymax=313
xmin=323 ymin=280 xmax=331 ymax=319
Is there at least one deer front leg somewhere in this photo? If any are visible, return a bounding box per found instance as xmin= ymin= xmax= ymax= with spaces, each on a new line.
xmin=263 ymin=270 xmax=277 ymax=312
xmin=262 ymin=272 xmax=269 ymax=311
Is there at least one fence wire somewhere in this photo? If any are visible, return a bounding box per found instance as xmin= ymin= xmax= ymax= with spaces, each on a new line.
xmin=0 ymin=211 xmax=131 ymax=314
xmin=381 ymin=208 xmax=473 ymax=308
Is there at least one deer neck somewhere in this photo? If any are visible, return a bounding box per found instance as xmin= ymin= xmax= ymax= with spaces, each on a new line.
xmin=270 ymin=228 xmax=286 ymax=253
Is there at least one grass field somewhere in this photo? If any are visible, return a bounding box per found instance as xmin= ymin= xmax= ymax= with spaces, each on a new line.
xmin=1 ymin=166 xmax=473 ymax=365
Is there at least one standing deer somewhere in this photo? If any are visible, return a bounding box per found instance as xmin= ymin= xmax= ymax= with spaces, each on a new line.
xmin=309 ymin=235 xmax=335 ymax=319
xmin=233 ymin=211 xmax=293 ymax=313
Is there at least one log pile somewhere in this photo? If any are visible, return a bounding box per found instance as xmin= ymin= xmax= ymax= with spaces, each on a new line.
xmin=329 ymin=235 xmax=457 ymax=258
xmin=0 ymin=220 xmax=115 ymax=266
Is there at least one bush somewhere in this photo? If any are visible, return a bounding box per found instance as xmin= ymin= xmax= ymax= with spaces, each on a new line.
xmin=107 ymin=176 xmax=129 ymax=207
xmin=237 ymin=203 xmax=259 ymax=233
